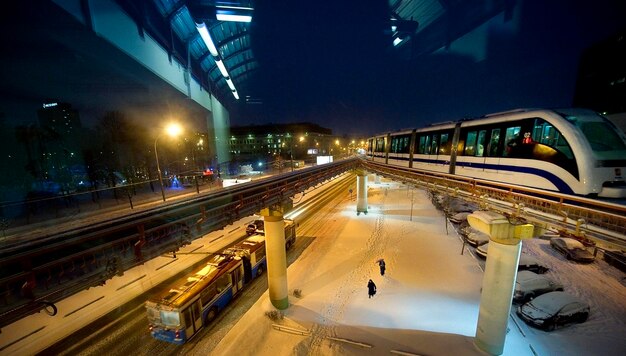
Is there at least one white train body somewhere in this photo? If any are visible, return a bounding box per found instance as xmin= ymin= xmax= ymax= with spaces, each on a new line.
xmin=367 ymin=108 xmax=626 ymax=198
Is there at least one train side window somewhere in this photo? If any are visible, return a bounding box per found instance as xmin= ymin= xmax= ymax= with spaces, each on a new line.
xmin=476 ymin=130 xmax=486 ymax=157
xmin=417 ymin=135 xmax=426 ymax=154
xmin=439 ymin=133 xmax=450 ymax=154
xmin=424 ymin=135 xmax=431 ymax=154
xmin=503 ymin=126 xmax=521 ymax=157
xmin=431 ymin=134 xmax=439 ymax=155
xmin=488 ymin=129 xmax=501 ymax=157
xmin=465 ymin=131 xmax=477 ymax=156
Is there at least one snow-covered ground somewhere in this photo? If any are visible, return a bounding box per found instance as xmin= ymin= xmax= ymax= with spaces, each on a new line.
xmin=208 ymin=177 xmax=626 ymax=356
xmin=2 ymin=174 xmax=624 ymax=355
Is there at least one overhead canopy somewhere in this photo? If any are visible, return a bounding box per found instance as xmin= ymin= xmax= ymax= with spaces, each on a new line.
xmin=114 ymin=0 xmax=512 ymax=109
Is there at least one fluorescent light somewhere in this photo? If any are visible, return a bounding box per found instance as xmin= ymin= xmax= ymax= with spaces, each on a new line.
xmin=225 ymin=78 xmax=236 ymax=91
xmin=232 ymin=90 xmax=240 ymax=100
xmin=393 ymin=37 xmax=403 ymax=46
xmin=216 ymin=9 xmax=252 ymax=22
xmin=215 ymin=59 xmax=229 ymax=77
xmin=391 ymin=25 xmax=397 ymax=32
xmin=216 ymin=13 xmax=252 ymax=22
xmin=196 ymin=22 xmax=219 ymax=57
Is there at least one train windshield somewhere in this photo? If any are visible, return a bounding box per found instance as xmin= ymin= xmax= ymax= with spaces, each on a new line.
xmin=557 ymin=110 xmax=626 ymax=159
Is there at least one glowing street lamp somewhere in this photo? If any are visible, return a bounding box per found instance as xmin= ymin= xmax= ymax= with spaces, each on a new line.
xmin=155 ymin=123 xmax=183 ymax=202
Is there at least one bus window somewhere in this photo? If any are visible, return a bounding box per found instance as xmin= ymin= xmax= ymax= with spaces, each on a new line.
xmin=476 ymin=130 xmax=486 ymax=157
xmin=215 ymin=274 xmax=231 ymax=293
xmin=160 ymin=310 xmax=180 ymax=327
xmin=200 ymin=284 xmax=217 ymax=305
xmin=465 ymin=131 xmax=477 ymax=156
xmin=488 ymin=129 xmax=501 ymax=157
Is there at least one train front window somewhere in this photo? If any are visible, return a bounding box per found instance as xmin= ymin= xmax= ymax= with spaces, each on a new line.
xmin=558 ymin=110 xmax=626 ymax=158
xmin=531 ymin=119 xmax=573 ymax=159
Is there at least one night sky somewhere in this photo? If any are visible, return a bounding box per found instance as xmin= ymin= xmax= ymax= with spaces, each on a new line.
xmin=236 ymin=0 xmax=626 ymax=136
xmin=0 ymin=1 xmax=625 ymax=137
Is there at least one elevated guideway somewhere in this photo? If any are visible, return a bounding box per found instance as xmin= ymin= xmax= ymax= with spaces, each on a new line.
xmin=0 ymin=159 xmax=358 ymax=330
xmin=363 ymin=160 xmax=626 ymax=250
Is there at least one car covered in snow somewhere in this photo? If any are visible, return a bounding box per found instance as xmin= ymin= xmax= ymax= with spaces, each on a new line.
xmin=466 ymin=230 xmax=489 ymax=247
xmin=513 ymin=271 xmax=563 ymax=304
xmin=449 ymin=212 xmax=471 ymax=224
xmin=550 ymin=237 xmax=595 ymax=263
xmin=246 ymin=219 xmax=264 ymax=235
xmin=518 ymin=255 xmax=549 ymax=274
xmin=476 ymin=241 xmax=489 ymax=258
xmin=516 ymin=291 xmax=590 ymax=330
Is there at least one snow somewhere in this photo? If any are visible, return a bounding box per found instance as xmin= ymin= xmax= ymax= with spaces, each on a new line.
xmin=1 ymin=174 xmax=625 ymax=355
xmin=205 ymin=177 xmax=626 ymax=356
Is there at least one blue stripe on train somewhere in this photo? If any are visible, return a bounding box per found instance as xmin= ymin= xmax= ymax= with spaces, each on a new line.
xmin=387 ymin=156 xmax=575 ymax=194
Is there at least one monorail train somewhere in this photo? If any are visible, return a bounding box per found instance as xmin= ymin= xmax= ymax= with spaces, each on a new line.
xmin=146 ymin=220 xmax=296 ymax=344
xmin=367 ymin=108 xmax=626 ymax=198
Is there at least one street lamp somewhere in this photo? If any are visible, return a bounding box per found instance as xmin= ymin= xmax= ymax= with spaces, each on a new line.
xmin=155 ymin=123 xmax=182 ymax=201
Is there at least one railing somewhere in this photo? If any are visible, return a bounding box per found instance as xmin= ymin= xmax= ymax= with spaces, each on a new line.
xmin=363 ymin=160 xmax=626 ymax=249
xmin=0 ymin=158 xmax=358 ymax=330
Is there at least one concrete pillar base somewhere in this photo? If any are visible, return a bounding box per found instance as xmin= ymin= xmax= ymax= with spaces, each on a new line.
xmin=357 ymin=170 xmax=368 ymax=214
xmin=263 ymin=214 xmax=289 ymax=310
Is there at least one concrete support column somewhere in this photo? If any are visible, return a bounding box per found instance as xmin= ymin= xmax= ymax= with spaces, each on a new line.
xmin=468 ymin=210 xmax=536 ymax=355
xmin=264 ymin=214 xmax=289 ymax=309
xmin=356 ymin=170 xmax=368 ymax=215
xmin=475 ymin=239 xmax=521 ymax=355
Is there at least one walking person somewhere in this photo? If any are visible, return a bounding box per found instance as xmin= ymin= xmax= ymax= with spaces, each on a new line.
xmin=377 ymin=259 xmax=386 ymax=276
xmin=367 ymin=279 xmax=377 ymax=298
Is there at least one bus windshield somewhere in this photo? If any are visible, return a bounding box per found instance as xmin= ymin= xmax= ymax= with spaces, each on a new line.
xmin=557 ymin=110 xmax=626 ymax=159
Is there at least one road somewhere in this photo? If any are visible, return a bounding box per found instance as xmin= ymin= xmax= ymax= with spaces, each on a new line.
xmin=42 ymin=173 xmax=356 ymax=355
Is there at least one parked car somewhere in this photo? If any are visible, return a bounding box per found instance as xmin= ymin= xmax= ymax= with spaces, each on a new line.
xmin=516 ymin=291 xmax=590 ymax=330
xmin=476 ymin=241 xmax=489 ymax=258
xmin=550 ymin=237 xmax=595 ymax=263
xmin=513 ymin=271 xmax=563 ymax=304
xmin=476 ymin=247 xmax=550 ymax=275
xmin=466 ymin=230 xmax=489 ymax=247
xmin=449 ymin=212 xmax=471 ymax=224
xmin=518 ymin=255 xmax=549 ymax=274
xmin=603 ymin=250 xmax=626 ymax=272
xmin=246 ymin=219 xmax=265 ymax=235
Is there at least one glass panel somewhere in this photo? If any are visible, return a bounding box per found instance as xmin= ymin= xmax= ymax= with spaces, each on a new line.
xmin=424 ymin=136 xmax=431 ymax=154
xmin=439 ymin=133 xmax=450 ymax=154
xmin=418 ymin=136 xmax=426 ymax=154
xmin=489 ymin=129 xmax=500 ymax=157
xmin=503 ymin=126 xmax=521 ymax=157
xmin=476 ymin=130 xmax=486 ymax=157
xmin=430 ymin=134 xmax=439 ymax=155
xmin=216 ymin=274 xmax=231 ymax=293
xmin=465 ymin=131 xmax=477 ymax=156
xmin=160 ymin=310 xmax=181 ymax=327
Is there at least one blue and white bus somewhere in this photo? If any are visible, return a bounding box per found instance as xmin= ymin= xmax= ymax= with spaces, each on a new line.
xmin=146 ymin=220 xmax=296 ymax=344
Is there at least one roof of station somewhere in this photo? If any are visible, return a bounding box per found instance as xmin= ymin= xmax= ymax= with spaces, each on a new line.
xmin=115 ymin=0 xmax=511 ymax=110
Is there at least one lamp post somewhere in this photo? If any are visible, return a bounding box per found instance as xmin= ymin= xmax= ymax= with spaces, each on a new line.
xmin=154 ymin=123 xmax=182 ymax=202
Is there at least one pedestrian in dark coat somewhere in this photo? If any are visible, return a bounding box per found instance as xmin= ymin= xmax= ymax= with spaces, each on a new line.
xmin=367 ymin=279 xmax=377 ymax=298
xmin=378 ymin=259 xmax=386 ymax=276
